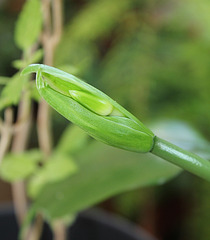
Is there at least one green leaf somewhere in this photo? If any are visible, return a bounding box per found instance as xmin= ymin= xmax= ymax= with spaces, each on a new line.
xmin=34 ymin=142 xmax=180 ymax=219
xmin=35 ymin=120 xmax=210 ymax=219
xmin=55 ymin=0 xmax=133 ymax=67
xmin=0 ymin=72 xmax=26 ymax=111
xmin=56 ymin=125 xmax=88 ymax=155
xmin=15 ymin=0 xmax=42 ymax=50
xmin=0 ymin=150 xmax=42 ymax=182
xmin=0 ymin=76 xmax=10 ymax=85
xmin=12 ymin=60 xmax=26 ymax=70
xmin=28 ymin=153 xmax=78 ymax=198
xmin=29 ymin=49 xmax=44 ymax=64
xmin=66 ymin=0 xmax=132 ymax=41
xmin=13 ymin=49 xmax=43 ymax=70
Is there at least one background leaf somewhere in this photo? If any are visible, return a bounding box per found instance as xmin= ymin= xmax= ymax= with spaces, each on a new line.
xmin=34 ymin=120 xmax=210 ymax=219
xmin=56 ymin=125 xmax=89 ymax=155
xmin=151 ymin=120 xmax=210 ymax=160
xmin=14 ymin=0 xmax=42 ymax=50
xmin=12 ymin=49 xmax=43 ymax=70
xmin=34 ymin=141 xmax=180 ymax=219
xmin=0 ymin=150 xmax=41 ymax=182
xmin=0 ymin=76 xmax=10 ymax=85
xmin=28 ymin=153 xmax=78 ymax=198
xmin=0 ymin=72 xmax=26 ymax=111
xmin=55 ymin=0 xmax=133 ymax=70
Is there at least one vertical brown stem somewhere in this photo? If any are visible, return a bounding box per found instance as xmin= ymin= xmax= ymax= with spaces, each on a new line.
xmin=37 ymin=99 xmax=52 ymax=157
xmin=40 ymin=0 xmax=66 ymax=239
xmin=11 ymin=91 xmax=31 ymax=225
xmin=37 ymin=0 xmax=53 ymax=157
xmin=52 ymin=0 xmax=63 ymax=46
xmin=24 ymin=213 xmax=44 ymax=240
xmin=38 ymin=0 xmax=63 ymax=157
xmin=11 ymin=90 xmax=44 ymax=240
xmin=53 ymin=220 xmax=67 ymax=240
xmin=0 ymin=108 xmax=14 ymax=163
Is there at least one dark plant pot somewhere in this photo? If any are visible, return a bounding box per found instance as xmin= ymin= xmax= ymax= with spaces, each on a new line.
xmin=0 ymin=205 xmax=157 ymax=240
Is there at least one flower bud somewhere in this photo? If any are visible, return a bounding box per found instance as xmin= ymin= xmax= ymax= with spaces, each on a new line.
xmin=22 ymin=64 xmax=155 ymax=153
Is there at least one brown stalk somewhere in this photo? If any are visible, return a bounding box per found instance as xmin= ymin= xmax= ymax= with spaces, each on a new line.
xmin=39 ymin=0 xmax=66 ymax=240
xmin=0 ymin=108 xmax=14 ymax=163
xmin=11 ymin=91 xmax=31 ymax=225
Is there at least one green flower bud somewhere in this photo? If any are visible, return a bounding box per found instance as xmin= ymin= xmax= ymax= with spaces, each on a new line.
xmin=22 ymin=64 xmax=155 ymax=153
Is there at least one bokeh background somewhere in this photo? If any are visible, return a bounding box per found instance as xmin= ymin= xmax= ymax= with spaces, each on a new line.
xmin=1 ymin=0 xmax=210 ymax=239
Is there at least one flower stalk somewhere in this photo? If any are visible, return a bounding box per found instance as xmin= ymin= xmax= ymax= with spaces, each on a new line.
xmin=151 ymin=137 xmax=210 ymax=182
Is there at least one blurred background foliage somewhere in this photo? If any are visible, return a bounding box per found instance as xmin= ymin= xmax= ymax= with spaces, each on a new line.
xmin=1 ymin=0 xmax=210 ymax=239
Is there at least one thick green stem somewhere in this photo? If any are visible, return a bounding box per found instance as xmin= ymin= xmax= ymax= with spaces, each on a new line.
xmin=151 ymin=136 xmax=210 ymax=181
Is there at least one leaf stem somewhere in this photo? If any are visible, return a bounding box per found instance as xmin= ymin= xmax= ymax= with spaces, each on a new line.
xmin=151 ymin=136 xmax=210 ymax=181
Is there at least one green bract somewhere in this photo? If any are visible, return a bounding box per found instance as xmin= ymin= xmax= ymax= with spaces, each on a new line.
xmin=22 ymin=64 xmax=154 ymax=152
